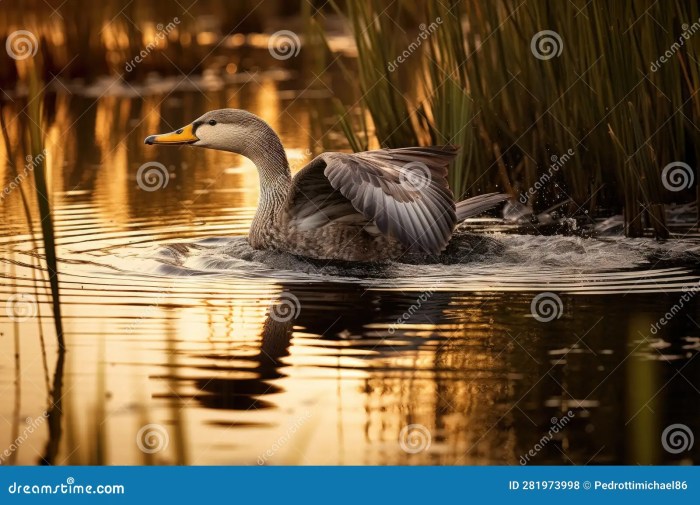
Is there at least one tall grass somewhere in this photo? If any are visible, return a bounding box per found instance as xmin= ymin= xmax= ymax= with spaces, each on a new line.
xmin=0 ymin=112 xmax=53 ymax=385
xmin=331 ymin=0 xmax=700 ymax=236
xmin=11 ymin=52 xmax=65 ymax=349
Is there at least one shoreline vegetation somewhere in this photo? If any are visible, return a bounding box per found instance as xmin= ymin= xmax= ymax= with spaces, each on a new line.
xmin=331 ymin=0 xmax=699 ymax=238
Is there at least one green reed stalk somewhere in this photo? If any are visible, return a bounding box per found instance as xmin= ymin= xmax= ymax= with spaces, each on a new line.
xmin=26 ymin=57 xmax=65 ymax=349
xmin=329 ymin=0 xmax=699 ymax=236
xmin=1 ymin=109 xmax=52 ymax=389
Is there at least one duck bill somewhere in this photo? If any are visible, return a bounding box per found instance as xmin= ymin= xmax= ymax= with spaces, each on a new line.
xmin=144 ymin=124 xmax=198 ymax=145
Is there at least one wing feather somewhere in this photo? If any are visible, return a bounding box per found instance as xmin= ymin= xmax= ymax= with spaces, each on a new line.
xmin=286 ymin=146 xmax=459 ymax=254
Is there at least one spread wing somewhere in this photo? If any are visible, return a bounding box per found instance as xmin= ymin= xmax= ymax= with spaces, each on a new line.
xmin=455 ymin=193 xmax=510 ymax=221
xmin=286 ymin=146 xmax=458 ymax=254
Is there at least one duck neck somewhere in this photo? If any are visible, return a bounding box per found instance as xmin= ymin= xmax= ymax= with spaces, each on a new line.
xmin=243 ymin=136 xmax=291 ymax=248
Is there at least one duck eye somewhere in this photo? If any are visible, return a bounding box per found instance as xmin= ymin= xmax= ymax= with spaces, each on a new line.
xmin=208 ymin=120 xmax=217 ymax=126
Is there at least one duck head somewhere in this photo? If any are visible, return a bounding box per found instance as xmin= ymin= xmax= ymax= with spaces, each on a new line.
xmin=144 ymin=108 xmax=282 ymax=156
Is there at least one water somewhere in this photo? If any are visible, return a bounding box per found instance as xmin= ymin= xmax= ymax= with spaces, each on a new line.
xmin=1 ymin=76 xmax=699 ymax=466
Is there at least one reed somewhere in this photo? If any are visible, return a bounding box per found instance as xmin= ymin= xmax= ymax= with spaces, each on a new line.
xmin=25 ymin=54 xmax=65 ymax=349
xmin=330 ymin=0 xmax=700 ymax=236
xmin=0 ymin=110 xmax=52 ymax=384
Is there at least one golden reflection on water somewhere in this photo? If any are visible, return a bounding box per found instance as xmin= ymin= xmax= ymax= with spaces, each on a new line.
xmin=1 ymin=73 xmax=699 ymax=466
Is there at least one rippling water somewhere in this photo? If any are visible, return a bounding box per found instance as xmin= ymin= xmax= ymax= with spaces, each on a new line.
xmin=1 ymin=77 xmax=699 ymax=465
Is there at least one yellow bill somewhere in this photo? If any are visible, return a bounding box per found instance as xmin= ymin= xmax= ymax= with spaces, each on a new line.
xmin=144 ymin=123 xmax=198 ymax=145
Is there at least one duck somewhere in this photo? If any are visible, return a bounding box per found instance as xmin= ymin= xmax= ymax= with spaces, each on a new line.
xmin=144 ymin=109 xmax=508 ymax=262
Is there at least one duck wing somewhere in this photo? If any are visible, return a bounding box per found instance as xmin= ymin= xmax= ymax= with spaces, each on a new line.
xmin=455 ymin=193 xmax=510 ymax=221
xmin=287 ymin=146 xmax=458 ymax=254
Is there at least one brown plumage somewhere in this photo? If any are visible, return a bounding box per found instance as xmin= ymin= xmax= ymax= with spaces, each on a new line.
xmin=145 ymin=109 xmax=508 ymax=262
